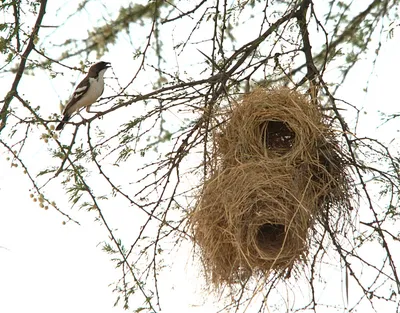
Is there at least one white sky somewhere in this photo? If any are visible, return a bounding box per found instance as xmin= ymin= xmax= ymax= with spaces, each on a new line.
xmin=0 ymin=1 xmax=399 ymax=312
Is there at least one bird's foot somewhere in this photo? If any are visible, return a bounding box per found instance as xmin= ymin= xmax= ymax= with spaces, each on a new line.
xmin=77 ymin=113 xmax=88 ymax=125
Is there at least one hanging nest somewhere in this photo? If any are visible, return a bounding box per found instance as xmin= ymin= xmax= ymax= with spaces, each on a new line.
xmin=190 ymin=87 xmax=352 ymax=286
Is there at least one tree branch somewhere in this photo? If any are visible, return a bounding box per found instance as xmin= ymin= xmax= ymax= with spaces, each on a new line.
xmin=0 ymin=0 xmax=47 ymax=133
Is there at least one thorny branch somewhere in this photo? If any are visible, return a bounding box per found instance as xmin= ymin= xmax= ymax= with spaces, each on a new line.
xmin=0 ymin=0 xmax=48 ymax=133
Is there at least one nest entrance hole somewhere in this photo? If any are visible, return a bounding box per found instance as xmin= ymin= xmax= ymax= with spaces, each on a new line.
xmin=261 ymin=121 xmax=295 ymax=155
xmin=256 ymin=223 xmax=286 ymax=252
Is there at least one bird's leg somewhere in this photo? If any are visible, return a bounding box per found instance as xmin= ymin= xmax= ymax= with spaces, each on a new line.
xmin=86 ymin=105 xmax=102 ymax=114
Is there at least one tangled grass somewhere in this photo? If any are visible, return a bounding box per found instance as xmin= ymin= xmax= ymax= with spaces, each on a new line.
xmin=190 ymin=88 xmax=352 ymax=286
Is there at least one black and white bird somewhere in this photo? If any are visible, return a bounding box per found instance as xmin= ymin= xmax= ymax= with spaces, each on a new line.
xmin=56 ymin=61 xmax=111 ymax=131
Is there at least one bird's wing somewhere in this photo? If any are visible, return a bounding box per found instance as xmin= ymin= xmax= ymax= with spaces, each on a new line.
xmin=62 ymin=76 xmax=90 ymax=115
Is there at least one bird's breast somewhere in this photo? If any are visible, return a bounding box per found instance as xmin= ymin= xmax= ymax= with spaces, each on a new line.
xmin=76 ymin=77 xmax=104 ymax=107
xmin=87 ymin=77 xmax=104 ymax=100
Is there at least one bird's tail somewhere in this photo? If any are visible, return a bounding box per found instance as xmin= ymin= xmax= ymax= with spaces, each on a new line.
xmin=56 ymin=114 xmax=70 ymax=131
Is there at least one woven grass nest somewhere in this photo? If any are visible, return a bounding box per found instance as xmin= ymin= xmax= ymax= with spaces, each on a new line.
xmin=190 ymin=87 xmax=352 ymax=286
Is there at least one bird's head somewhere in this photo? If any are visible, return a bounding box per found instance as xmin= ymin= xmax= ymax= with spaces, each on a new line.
xmin=88 ymin=61 xmax=111 ymax=77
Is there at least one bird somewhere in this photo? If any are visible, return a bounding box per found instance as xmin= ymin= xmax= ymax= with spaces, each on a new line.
xmin=56 ymin=61 xmax=111 ymax=131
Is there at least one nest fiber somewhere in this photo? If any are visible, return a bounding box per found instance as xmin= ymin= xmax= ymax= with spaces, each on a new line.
xmin=191 ymin=88 xmax=350 ymax=286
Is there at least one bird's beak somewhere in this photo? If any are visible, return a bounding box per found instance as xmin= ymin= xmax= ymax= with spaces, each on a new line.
xmin=105 ymin=62 xmax=112 ymax=68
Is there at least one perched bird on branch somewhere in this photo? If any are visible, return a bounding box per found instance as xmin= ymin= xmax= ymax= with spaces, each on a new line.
xmin=56 ymin=61 xmax=111 ymax=131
